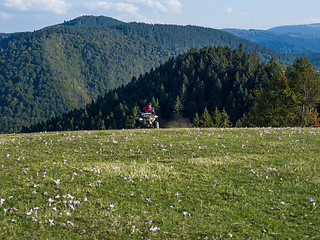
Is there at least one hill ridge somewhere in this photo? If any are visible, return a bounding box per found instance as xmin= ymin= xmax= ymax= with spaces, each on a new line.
xmin=42 ymin=15 xmax=124 ymax=30
xmin=268 ymin=22 xmax=320 ymax=34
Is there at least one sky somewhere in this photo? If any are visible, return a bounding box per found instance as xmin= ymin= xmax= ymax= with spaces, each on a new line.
xmin=1 ymin=0 xmax=320 ymax=33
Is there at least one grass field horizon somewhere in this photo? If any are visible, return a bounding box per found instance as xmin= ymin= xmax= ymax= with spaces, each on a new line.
xmin=1 ymin=127 xmax=319 ymax=239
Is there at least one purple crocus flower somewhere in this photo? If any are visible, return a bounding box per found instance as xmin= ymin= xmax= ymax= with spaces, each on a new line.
xmin=26 ymin=209 xmax=32 ymax=215
xmin=49 ymin=219 xmax=54 ymax=226
xmin=53 ymin=179 xmax=60 ymax=185
xmin=150 ymin=226 xmax=160 ymax=231
xmin=69 ymin=204 xmax=75 ymax=210
xmin=67 ymin=221 xmax=74 ymax=226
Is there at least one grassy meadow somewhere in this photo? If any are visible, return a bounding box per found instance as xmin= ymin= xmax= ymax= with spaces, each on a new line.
xmin=0 ymin=127 xmax=319 ymax=239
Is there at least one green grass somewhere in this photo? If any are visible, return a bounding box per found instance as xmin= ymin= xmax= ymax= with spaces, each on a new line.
xmin=0 ymin=127 xmax=319 ymax=239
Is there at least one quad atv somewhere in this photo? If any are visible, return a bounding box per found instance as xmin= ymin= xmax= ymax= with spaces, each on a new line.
xmin=135 ymin=110 xmax=159 ymax=129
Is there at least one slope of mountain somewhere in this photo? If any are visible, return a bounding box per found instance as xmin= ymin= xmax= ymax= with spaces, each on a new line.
xmin=222 ymin=28 xmax=320 ymax=53
xmin=0 ymin=15 xmax=298 ymax=133
xmin=268 ymin=23 xmax=320 ymax=34
xmin=23 ymin=45 xmax=284 ymax=132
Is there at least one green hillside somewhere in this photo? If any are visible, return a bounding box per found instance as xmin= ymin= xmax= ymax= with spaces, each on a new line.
xmin=0 ymin=15 xmax=299 ymax=133
xmin=24 ymin=44 xmax=287 ymax=132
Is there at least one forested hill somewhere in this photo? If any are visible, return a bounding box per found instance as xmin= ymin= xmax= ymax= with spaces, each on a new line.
xmin=222 ymin=28 xmax=320 ymax=54
xmin=23 ymin=45 xmax=285 ymax=132
xmin=0 ymin=15 xmax=296 ymax=133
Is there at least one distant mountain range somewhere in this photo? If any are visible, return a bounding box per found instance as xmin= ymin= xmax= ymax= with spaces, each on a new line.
xmin=268 ymin=23 xmax=320 ymax=34
xmin=222 ymin=23 xmax=320 ymax=54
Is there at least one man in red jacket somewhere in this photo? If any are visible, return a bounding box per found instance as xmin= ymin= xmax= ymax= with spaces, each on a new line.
xmin=142 ymin=102 xmax=153 ymax=112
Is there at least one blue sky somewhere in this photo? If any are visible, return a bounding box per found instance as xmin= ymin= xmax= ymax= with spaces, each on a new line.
xmin=1 ymin=0 xmax=320 ymax=33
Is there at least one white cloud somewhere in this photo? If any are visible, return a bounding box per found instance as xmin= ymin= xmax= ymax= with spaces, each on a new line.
xmin=241 ymin=12 xmax=248 ymax=16
xmin=126 ymin=0 xmax=181 ymax=13
xmin=2 ymin=0 xmax=70 ymax=14
xmin=0 ymin=10 xmax=13 ymax=18
xmin=127 ymin=0 xmax=166 ymax=12
xmin=83 ymin=2 xmax=139 ymax=15
xmin=222 ymin=7 xmax=233 ymax=14
xmin=164 ymin=0 xmax=181 ymax=13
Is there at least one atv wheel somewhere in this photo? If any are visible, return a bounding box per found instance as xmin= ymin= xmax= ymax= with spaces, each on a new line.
xmin=154 ymin=121 xmax=159 ymax=129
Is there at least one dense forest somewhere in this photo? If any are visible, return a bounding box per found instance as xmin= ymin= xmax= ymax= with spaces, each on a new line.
xmin=0 ymin=15 xmax=301 ymax=133
xmin=24 ymin=44 xmax=320 ymax=133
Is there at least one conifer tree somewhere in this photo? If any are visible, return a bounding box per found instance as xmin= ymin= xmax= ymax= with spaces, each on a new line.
xmin=173 ymin=95 xmax=183 ymax=118
xmin=192 ymin=112 xmax=200 ymax=127
xmin=180 ymin=83 xmax=187 ymax=108
xmin=221 ymin=108 xmax=232 ymax=127
xmin=96 ymin=119 xmax=106 ymax=130
xmin=200 ymin=107 xmax=213 ymax=127
xmin=212 ymin=107 xmax=223 ymax=127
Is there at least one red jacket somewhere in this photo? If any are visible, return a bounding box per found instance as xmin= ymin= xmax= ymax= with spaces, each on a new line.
xmin=142 ymin=106 xmax=153 ymax=112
